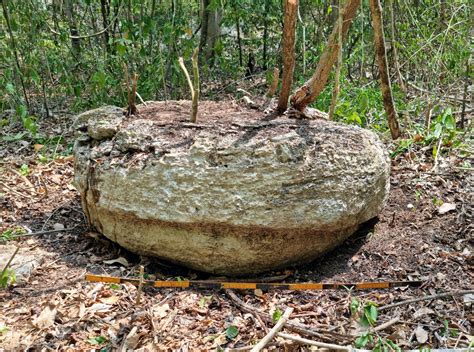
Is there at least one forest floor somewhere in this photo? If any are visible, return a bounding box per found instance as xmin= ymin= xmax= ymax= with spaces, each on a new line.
xmin=0 ymin=106 xmax=473 ymax=351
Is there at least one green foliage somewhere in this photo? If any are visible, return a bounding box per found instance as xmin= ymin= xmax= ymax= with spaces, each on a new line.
xmin=88 ymin=335 xmax=107 ymax=345
xmin=360 ymin=301 xmax=378 ymax=327
xmin=272 ymin=308 xmax=283 ymax=323
xmin=225 ymin=325 xmax=239 ymax=339
xmin=0 ymin=268 xmax=16 ymax=288
xmin=355 ymin=331 xmax=374 ymax=348
xmin=1 ymin=227 xmax=26 ymax=241
xmin=0 ymin=326 xmax=9 ymax=335
xmin=350 ymin=298 xmax=360 ymax=316
xmin=19 ymin=164 xmax=30 ymax=176
xmin=109 ymin=283 xmax=121 ymax=290
xmin=441 ymin=319 xmax=459 ymax=338
xmin=0 ymin=0 xmax=469 ymax=146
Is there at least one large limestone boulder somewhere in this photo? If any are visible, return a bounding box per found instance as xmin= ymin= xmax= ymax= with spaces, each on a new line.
xmin=73 ymin=101 xmax=390 ymax=275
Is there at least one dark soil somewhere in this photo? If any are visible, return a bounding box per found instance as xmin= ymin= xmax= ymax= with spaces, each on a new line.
xmin=0 ymin=102 xmax=472 ymax=350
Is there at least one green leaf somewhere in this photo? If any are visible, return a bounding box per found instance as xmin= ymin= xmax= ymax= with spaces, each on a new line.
xmin=20 ymin=164 xmax=30 ymax=176
xmin=444 ymin=115 xmax=456 ymax=130
xmin=385 ymin=338 xmax=402 ymax=352
xmin=226 ymin=325 xmax=239 ymax=339
xmin=0 ymin=326 xmax=9 ymax=334
xmin=350 ymin=298 xmax=360 ymax=316
xmin=360 ymin=302 xmax=378 ymax=326
xmin=272 ymin=308 xmax=283 ymax=323
xmin=88 ymin=335 xmax=107 ymax=345
xmin=354 ymin=332 xmax=373 ymax=348
xmin=6 ymin=83 xmax=15 ymax=94
xmin=109 ymin=283 xmax=121 ymax=290
xmin=433 ymin=123 xmax=443 ymax=138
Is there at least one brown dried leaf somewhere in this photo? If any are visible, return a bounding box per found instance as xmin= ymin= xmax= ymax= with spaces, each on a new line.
xmin=32 ymin=304 xmax=57 ymax=329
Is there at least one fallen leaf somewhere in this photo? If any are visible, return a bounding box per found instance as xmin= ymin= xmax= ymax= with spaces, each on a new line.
xmin=99 ymin=296 xmax=120 ymax=305
xmin=122 ymin=326 xmax=139 ymax=350
xmin=438 ymin=202 xmax=456 ymax=214
xmin=53 ymin=223 xmax=65 ymax=230
xmin=153 ymin=303 xmax=169 ymax=319
xmin=34 ymin=144 xmax=44 ymax=152
xmin=415 ymin=326 xmax=428 ymax=344
xmin=88 ymin=303 xmax=112 ymax=313
xmin=413 ymin=307 xmax=434 ymax=319
xmin=254 ymin=289 xmax=264 ymax=297
xmin=32 ymin=304 xmax=57 ymax=329
xmin=103 ymin=257 xmax=129 ymax=267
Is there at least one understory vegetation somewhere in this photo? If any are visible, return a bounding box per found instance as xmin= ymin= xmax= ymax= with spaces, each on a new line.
xmin=0 ymin=0 xmax=472 ymax=350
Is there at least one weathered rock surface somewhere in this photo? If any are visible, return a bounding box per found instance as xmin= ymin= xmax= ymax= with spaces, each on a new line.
xmin=73 ymin=101 xmax=390 ymax=275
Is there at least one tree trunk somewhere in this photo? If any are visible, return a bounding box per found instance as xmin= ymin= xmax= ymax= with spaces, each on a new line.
xmin=291 ymin=0 xmax=360 ymax=111
xmin=277 ymin=0 xmax=298 ymax=113
xmin=1 ymin=0 xmax=30 ymax=110
xmin=369 ymin=0 xmax=401 ymax=139
xmin=262 ymin=0 xmax=270 ymax=70
xmin=100 ymin=0 xmax=111 ymax=53
xmin=387 ymin=0 xmax=405 ymax=93
xmin=198 ymin=0 xmax=209 ymax=64
xmin=64 ymin=0 xmax=80 ymax=55
xmin=235 ymin=8 xmax=243 ymax=67
xmin=204 ymin=6 xmax=222 ymax=63
xmin=328 ymin=0 xmax=343 ymax=120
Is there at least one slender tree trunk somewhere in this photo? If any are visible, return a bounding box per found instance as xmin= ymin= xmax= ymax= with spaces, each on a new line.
xmin=262 ymin=0 xmax=270 ymax=70
xmin=291 ymin=0 xmax=360 ymax=111
xmin=1 ymin=0 xmax=30 ymax=110
xmin=100 ymin=0 xmax=111 ymax=53
xmin=236 ymin=10 xmax=243 ymax=67
xmin=277 ymin=0 xmax=298 ymax=113
xmin=369 ymin=0 xmax=401 ymax=139
xmin=204 ymin=6 xmax=222 ymax=64
xmin=387 ymin=0 xmax=405 ymax=93
xmin=460 ymin=56 xmax=470 ymax=129
xmin=64 ymin=0 xmax=81 ymax=55
xmin=148 ymin=0 xmax=156 ymax=55
xmin=328 ymin=0 xmax=343 ymax=120
xmin=198 ymin=0 xmax=210 ymax=64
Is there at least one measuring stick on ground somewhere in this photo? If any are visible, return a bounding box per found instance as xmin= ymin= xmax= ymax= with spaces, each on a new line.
xmin=85 ymin=274 xmax=422 ymax=290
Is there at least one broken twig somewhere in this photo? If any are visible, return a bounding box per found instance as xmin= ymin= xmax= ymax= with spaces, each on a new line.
xmin=379 ymin=290 xmax=474 ymax=311
xmin=251 ymin=307 xmax=293 ymax=352
xmin=277 ymin=332 xmax=351 ymax=351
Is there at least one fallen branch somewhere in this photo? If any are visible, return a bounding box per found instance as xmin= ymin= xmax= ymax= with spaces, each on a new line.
xmin=1 ymin=227 xmax=78 ymax=242
xmin=277 ymin=332 xmax=351 ymax=351
xmin=225 ymin=290 xmax=351 ymax=342
xmin=251 ymin=307 xmax=293 ymax=352
xmin=379 ymin=290 xmax=474 ymax=311
xmin=371 ymin=316 xmax=400 ymax=333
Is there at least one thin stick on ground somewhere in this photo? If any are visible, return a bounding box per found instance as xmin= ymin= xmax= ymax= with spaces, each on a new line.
xmin=251 ymin=307 xmax=293 ymax=352
xmin=225 ymin=290 xmax=351 ymax=343
xmin=136 ymin=265 xmax=145 ymax=305
xmin=277 ymin=332 xmax=351 ymax=351
xmin=379 ymin=289 xmax=474 ymax=311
